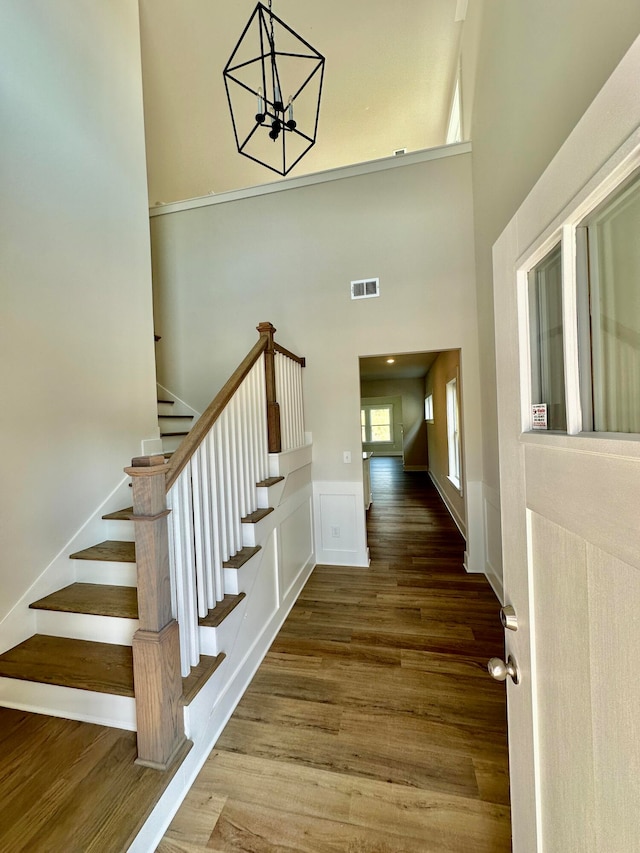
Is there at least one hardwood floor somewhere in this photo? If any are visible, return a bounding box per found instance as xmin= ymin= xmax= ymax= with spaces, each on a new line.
xmin=158 ymin=457 xmax=511 ymax=852
xmin=0 ymin=707 xmax=190 ymax=853
xmin=0 ymin=458 xmax=509 ymax=851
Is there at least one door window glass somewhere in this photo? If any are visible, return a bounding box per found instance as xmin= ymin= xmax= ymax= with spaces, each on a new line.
xmin=579 ymin=172 xmax=640 ymax=433
xmin=528 ymin=244 xmax=567 ymax=431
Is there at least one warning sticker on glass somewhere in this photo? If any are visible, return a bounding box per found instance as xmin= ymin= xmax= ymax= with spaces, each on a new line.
xmin=532 ymin=403 xmax=548 ymax=430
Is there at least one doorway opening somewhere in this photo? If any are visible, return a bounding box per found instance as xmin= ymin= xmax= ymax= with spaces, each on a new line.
xmin=358 ymin=348 xmax=465 ymax=538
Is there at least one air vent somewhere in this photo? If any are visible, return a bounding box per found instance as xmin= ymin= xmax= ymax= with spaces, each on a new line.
xmin=351 ymin=278 xmax=380 ymax=300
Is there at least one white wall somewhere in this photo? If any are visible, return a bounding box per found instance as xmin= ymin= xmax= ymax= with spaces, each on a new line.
xmin=150 ymin=148 xmax=487 ymax=570
xmin=0 ymin=2 xmax=158 ymax=629
xmin=468 ymin=1 xmax=640 ymax=488
xmin=464 ymin=0 xmax=640 ymax=589
xmin=424 ymin=350 xmax=465 ymax=532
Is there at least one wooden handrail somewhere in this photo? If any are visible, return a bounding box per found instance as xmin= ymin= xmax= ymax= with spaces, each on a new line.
xmin=274 ymin=342 xmax=306 ymax=367
xmin=165 ymin=335 xmax=268 ymax=491
xmin=164 ymin=322 xmax=306 ymax=490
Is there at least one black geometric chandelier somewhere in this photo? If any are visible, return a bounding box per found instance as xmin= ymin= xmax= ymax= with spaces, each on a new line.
xmin=223 ymin=1 xmax=325 ymax=177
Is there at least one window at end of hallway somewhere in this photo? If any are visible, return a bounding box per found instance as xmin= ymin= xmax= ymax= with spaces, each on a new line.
xmin=362 ymin=405 xmax=393 ymax=444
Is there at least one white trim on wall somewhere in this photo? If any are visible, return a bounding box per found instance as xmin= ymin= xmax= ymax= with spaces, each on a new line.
xmin=149 ymin=142 xmax=472 ymax=217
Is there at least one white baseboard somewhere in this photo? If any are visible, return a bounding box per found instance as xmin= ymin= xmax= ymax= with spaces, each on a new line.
xmin=128 ymin=553 xmax=315 ymax=853
xmin=428 ymin=471 xmax=466 ymax=538
xmin=485 ymin=563 xmax=504 ymax=603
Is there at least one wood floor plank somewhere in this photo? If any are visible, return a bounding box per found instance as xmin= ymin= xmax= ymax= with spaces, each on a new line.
xmin=161 ymin=457 xmax=510 ymax=851
xmin=0 ymin=709 xmax=189 ymax=853
xmin=0 ymin=457 xmax=510 ymax=851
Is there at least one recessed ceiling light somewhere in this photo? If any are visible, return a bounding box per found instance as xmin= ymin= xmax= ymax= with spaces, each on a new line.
xmin=386 ymin=358 xmax=395 ymax=364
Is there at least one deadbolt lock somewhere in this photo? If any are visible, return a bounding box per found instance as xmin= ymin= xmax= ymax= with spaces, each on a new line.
xmin=500 ymin=604 xmax=518 ymax=631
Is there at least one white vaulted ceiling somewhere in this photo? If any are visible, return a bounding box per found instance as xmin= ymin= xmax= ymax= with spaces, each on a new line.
xmin=139 ymin=0 xmax=465 ymax=203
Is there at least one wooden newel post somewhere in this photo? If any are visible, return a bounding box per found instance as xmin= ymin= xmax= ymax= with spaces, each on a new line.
xmin=124 ymin=454 xmax=186 ymax=770
xmin=257 ymin=321 xmax=282 ymax=453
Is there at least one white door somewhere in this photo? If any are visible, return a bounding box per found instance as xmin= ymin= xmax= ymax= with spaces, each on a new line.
xmin=492 ymin=43 xmax=640 ymax=853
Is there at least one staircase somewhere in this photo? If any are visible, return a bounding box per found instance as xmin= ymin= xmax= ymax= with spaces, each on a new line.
xmin=0 ymin=484 xmax=278 ymax=730
xmin=0 ymin=322 xmax=310 ymax=776
xmin=157 ymin=396 xmax=195 ymax=458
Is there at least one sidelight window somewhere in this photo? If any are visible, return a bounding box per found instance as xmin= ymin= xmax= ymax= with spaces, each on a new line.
xmin=446 ymin=378 xmax=461 ymax=489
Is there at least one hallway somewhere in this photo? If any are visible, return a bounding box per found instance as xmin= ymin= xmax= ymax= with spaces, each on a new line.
xmin=159 ymin=457 xmax=511 ymax=851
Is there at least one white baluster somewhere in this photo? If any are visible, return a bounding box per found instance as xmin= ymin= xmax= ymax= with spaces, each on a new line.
xmin=191 ymin=447 xmax=208 ymax=618
xmin=197 ymin=442 xmax=216 ymax=611
xmin=206 ymin=429 xmax=224 ymax=602
xmin=295 ymin=360 xmax=304 ymax=446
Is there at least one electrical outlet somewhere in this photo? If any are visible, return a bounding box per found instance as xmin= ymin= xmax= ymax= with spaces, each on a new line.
xmin=343 ymin=451 xmax=352 ymax=463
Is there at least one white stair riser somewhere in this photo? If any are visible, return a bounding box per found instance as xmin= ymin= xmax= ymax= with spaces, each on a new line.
xmin=223 ymin=568 xmax=240 ymax=595
xmin=34 ymin=610 xmax=138 ymax=645
xmin=256 ymin=480 xmax=285 ymax=509
xmin=198 ymin=602 xmax=246 ymax=657
xmin=0 ymin=676 xmax=136 ymax=730
xmin=161 ymin=434 xmax=185 ymax=454
xmin=75 ymin=560 xmax=137 ymax=587
xmin=159 ymin=417 xmax=193 ymax=432
xmin=100 ymin=518 xmax=135 ymax=539
xmin=241 ymin=515 xmax=273 ymax=548
xmin=223 ymin=550 xmax=262 ymax=596
xmin=100 ymin=520 xmax=135 ymax=540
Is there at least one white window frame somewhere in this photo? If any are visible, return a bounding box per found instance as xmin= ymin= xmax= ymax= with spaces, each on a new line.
xmin=517 ymin=148 xmax=640 ymax=442
xmin=446 ymin=72 xmax=462 ymax=145
xmin=361 ymin=404 xmax=394 ymax=444
xmin=446 ymin=377 xmax=462 ymax=490
xmin=424 ymin=393 xmax=434 ymax=422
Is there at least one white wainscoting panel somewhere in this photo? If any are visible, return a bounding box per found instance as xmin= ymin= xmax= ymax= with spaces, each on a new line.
xmin=280 ymin=498 xmax=314 ymax=600
xmin=313 ymin=481 xmax=369 ymax=566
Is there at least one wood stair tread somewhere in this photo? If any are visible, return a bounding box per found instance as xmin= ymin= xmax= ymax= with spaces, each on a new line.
xmin=256 ymin=476 xmax=285 ymax=488
xmin=30 ymin=583 xmax=138 ymax=619
xmin=102 ymin=507 xmax=133 ymax=521
xmin=199 ymin=593 xmax=246 ymax=628
xmin=0 ymin=635 xmax=134 ymax=696
xmin=223 ymin=546 xmax=261 ymax=569
xmin=181 ymin=653 xmax=225 ymax=706
xmin=241 ymin=507 xmax=273 ymax=524
xmin=69 ymin=540 xmax=135 ymax=562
